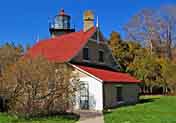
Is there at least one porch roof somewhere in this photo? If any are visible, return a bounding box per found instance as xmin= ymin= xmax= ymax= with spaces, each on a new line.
xmin=75 ymin=65 xmax=141 ymax=83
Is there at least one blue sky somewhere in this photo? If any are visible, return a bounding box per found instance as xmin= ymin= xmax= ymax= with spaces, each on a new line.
xmin=0 ymin=0 xmax=176 ymax=46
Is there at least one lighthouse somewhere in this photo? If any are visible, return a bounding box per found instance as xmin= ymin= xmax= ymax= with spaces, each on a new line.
xmin=49 ymin=9 xmax=75 ymax=37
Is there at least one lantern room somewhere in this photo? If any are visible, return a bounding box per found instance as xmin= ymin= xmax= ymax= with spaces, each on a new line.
xmin=49 ymin=9 xmax=75 ymax=37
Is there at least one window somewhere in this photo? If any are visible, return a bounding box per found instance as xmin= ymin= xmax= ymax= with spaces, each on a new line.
xmin=116 ymin=87 xmax=123 ymax=101
xmin=98 ymin=50 xmax=104 ymax=62
xmin=80 ymin=82 xmax=89 ymax=109
xmin=83 ymin=47 xmax=90 ymax=60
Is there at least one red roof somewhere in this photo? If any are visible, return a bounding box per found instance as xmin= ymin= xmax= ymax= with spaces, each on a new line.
xmin=26 ymin=27 xmax=96 ymax=62
xmin=75 ymin=65 xmax=141 ymax=83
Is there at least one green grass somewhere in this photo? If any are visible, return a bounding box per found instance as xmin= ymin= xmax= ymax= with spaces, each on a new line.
xmin=0 ymin=113 xmax=78 ymax=123
xmin=104 ymin=96 xmax=176 ymax=123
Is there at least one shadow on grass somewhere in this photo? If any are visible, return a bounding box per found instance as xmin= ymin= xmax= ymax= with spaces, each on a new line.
xmin=25 ymin=112 xmax=80 ymax=121
xmin=4 ymin=112 xmax=80 ymax=123
xmin=139 ymin=97 xmax=160 ymax=104
xmin=104 ymin=96 xmax=161 ymax=115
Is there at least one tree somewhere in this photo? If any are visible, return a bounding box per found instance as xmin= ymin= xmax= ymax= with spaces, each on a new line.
xmin=159 ymin=59 xmax=176 ymax=94
xmin=108 ymin=31 xmax=122 ymax=47
xmin=16 ymin=44 xmax=24 ymax=53
xmin=2 ymin=56 xmax=79 ymax=117
xmin=108 ymin=31 xmax=141 ymax=71
xmin=26 ymin=43 xmax=31 ymax=51
xmin=127 ymin=52 xmax=163 ymax=94
xmin=108 ymin=31 xmax=129 ymax=71
xmin=108 ymin=31 xmax=176 ymax=94
xmin=0 ymin=43 xmax=22 ymax=71
xmin=0 ymin=43 xmax=23 ymax=87
xmin=124 ymin=5 xmax=176 ymax=59
xmin=0 ymin=43 xmax=24 ymax=112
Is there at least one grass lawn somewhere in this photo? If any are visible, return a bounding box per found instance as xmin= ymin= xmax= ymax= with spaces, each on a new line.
xmin=0 ymin=113 xmax=78 ymax=123
xmin=104 ymin=96 xmax=176 ymax=123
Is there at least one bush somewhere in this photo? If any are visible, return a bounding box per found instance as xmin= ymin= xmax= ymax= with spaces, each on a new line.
xmin=1 ymin=56 xmax=79 ymax=118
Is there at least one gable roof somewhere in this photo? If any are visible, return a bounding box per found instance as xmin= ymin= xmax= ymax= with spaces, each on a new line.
xmin=26 ymin=27 xmax=96 ymax=62
xmin=74 ymin=64 xmax=141 ymax=83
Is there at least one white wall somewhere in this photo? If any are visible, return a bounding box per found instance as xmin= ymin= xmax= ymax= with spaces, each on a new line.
xmin=74 ymin=69 xmax=103 ymax=111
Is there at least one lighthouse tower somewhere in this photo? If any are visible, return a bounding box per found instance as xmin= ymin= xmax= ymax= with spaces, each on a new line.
xmin=49 ymin=9 xmax=75 ymax=37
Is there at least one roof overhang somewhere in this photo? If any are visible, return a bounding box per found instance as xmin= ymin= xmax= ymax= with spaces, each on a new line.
xmin=70 ymin=64 xmax=141 ymax=84
xmin=70 ymin=63 xmax=103 ymax=82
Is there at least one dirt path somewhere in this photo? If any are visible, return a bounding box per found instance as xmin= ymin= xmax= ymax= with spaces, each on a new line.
xmin=76 ymin=110 xmax=104 ymax=123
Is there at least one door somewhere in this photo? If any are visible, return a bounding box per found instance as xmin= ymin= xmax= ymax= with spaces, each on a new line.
xmin=80 ymin=82 xmax=89 ymax=109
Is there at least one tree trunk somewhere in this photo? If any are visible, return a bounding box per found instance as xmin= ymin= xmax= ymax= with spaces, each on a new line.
xmin=162 ymin=86 xmax=165 ymax=95
xmin=165 ymin=87 xmax=168 ymax=95
xmin=144 ymin=86 xmax=147 ymax=94
xmin=166 ymin=23 xmax=172 ymax=59
xmin=149 ymin=86 xmax=153 ymax=94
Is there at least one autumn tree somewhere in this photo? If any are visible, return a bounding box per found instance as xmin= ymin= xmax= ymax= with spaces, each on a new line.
xmin=108 ymin=31 xmax=128 ymax=71
xmin=109 ymin=6 xmax=176 ymax=94
xmin=108 ymin=31 xmax=175 ymax=94
xmin=26 ymin=43 xmax=31 ymax=51
xmin=127 ymin=51 xmax=164 ymax=94
xmin=108 ymin=31 xmax=141 ymax=71
xmin=0 ymin=43 xmax=23 ymax=101
xmin=159 ymin=59 xmax=176 ymax=94
xmin=0 ymin=43 xmax=22 ymax=73
xmin=126 ymin=48 xmax=176 ymax=94
xmin=16 ymin=44 xmax=24 ymax=53
xmin=2 ymin=56 xmax=79 ymax=117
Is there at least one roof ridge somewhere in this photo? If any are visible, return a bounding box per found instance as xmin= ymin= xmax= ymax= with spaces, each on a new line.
xmin=67 ymin=27 xmax=97 ymax=62
xmin=25 ymin=26 xmax=96 ymax=62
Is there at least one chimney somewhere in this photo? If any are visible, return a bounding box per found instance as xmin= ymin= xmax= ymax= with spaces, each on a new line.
xmin=83 ymin=10 xmax=94 ymax=32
